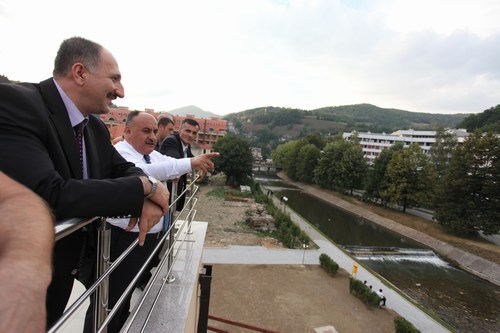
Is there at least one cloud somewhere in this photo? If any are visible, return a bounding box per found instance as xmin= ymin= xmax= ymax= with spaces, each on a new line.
xmin=1 ymin=0 xmax=499 ymax=115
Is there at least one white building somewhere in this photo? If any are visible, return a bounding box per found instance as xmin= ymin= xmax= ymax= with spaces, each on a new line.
xmin=342 ymin=129 xmax=469 ymax=163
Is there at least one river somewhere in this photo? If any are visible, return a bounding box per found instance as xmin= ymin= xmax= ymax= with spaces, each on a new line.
xmin=257 ymin=176 xmax=500 ymax=333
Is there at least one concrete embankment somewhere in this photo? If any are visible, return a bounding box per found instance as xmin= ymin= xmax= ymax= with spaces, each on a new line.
xmin=276 ymin=173 xmax=500 ymax=287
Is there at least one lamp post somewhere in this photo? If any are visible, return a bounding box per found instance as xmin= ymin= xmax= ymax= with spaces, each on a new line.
xmin=283 ymin=196 xmax=288 ymax=213
xmin=302 ymin=243 xmax=309 ymax=265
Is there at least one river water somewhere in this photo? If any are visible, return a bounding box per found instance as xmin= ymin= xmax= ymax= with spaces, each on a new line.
xmin=257 ymin=176 xmax=500 ymax=333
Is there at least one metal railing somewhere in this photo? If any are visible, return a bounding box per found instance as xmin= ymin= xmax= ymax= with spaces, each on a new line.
xmin=49 ymin=172 xmax=200 ymax=333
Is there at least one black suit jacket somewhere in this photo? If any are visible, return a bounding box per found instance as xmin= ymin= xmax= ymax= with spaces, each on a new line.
xmin=0 ymin=78 xmax=146 ymax=219
xmin=159 ymin=133 xmax=193 ymax=210
xmin=0 ymin=78 xmax=150 ymax=325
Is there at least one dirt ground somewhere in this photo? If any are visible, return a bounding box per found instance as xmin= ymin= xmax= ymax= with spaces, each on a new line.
xmin=194 ymin=181 xmax=398 ymax=333
xmin=197 ymin=184 xmax=282 ymax=249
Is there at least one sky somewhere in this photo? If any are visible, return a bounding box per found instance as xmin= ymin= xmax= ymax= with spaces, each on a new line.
xmin=1 ymin=0 xmax=499 ymax=116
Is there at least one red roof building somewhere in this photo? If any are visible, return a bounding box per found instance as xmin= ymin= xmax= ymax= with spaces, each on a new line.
xmin=100 ymin=108 xmax=227 ymax=153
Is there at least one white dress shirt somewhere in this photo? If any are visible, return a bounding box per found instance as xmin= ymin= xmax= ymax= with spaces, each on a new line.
xmin=107 ymin=140 xmax=192 ymax=233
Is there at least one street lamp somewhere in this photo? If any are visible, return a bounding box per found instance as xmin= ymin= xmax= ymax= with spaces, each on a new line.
xmin=283 ymin=196 xmax=288 ymax=213
xmin=302 ymin=243 xmax=309 ymax=265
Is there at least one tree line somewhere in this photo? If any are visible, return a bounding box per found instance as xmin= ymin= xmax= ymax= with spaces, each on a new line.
xmin=459 ymin=104 xmax=500 ymax=133
xmin=271 ymin=130 xmax=499 ymax=236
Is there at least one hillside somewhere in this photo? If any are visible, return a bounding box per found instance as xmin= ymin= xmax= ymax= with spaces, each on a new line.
xmin=222 ymin=104 xmax=471 ymax=159
xmin=459 ymin=104 xmax=500 ymax=133
xmin=225 ymin=104 xmax=468 ymax=136
xmin=166 ymin=105 xmax=220 ymax=119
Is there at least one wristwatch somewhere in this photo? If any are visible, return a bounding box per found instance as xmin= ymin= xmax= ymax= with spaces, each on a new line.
xmin=144 ymin=176 xmax=158 ymax=198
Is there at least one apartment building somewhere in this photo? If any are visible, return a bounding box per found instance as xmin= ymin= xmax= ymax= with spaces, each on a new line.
xmin=342 ymin=129 xmax=469 ymax=163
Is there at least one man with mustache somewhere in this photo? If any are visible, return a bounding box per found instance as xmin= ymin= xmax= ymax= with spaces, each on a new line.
xmin=0 ymin=37 xmax=169 ymax=330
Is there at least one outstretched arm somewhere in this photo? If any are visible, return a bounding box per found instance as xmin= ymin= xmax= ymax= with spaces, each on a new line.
xmin=190 ymin=152 xmax=219 ymax=173
xmin=0 ymin=172 xmax=55 ymax=333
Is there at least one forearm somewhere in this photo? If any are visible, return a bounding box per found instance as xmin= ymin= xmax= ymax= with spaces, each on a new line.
xmin=0 ymin=197 xmax=54 ymax=280
xmin=139 ymin=158 xmax=192 ymax=181
xmin=0 ymin=173 xmax=54 ymax=332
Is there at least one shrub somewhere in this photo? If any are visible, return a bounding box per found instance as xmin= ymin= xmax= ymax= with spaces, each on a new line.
xmin=254 ymin=191 xmax=272 ymax=205
xmin=349 ymin=277 xmax=381 ymax=307
xmin=252 ymin=184 xmax=312 ymax=248
xmin=394 ymin=316 xmax=421 ymax=333
xmin=319 ymin=253 xmax=339 ymax=275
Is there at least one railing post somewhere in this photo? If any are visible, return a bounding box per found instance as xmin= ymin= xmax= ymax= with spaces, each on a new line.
xmin=166 ymin=182 xmax=177 ymax=284
xmin=93 ymin=217 xmax=111 ymax=333
xmin=187 ymin=170 xmax=196 ymax=234
xmin=197 ymin=265 xmax=213 ymax=333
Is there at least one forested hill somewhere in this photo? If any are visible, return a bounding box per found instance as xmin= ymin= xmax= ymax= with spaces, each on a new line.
xmin=225 ymin=104 xmax=469 ymax=134
xmin=458 ymin=104 xmax=500 ymax=133
xmin=311 ymin=104 xmax=467 ymax=132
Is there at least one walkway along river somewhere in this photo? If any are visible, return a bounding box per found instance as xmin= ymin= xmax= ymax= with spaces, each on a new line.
xmin=258 ymin=175 xmax=500 ymax=333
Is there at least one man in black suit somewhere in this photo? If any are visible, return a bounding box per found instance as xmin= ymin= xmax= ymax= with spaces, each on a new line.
xmin=155 ymin=115 xmax=175 ymax=151
xmin=160 ymin=118 xmax=200 ymax=211
xmin=0 ymin=36 xmax=169 ymax=329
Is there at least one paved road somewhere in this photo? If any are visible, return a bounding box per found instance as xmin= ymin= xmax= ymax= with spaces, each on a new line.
xmin=203 ymin=193 xmax=451 ymax=333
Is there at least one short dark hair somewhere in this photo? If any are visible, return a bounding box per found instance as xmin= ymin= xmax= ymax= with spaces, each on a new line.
xmin=181 ymin=118 xmax=199 ymax=128
xmin=125 ymin=111 xmax=141 ymax=126
xmin=53 ymin=37 xmax=102 ymax=77
xmin=158 ymin=117 xmax=174 ymax=127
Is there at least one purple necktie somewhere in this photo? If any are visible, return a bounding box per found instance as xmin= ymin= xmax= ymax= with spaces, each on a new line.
xmin=74 ymin=122 xmax=85 ymax=175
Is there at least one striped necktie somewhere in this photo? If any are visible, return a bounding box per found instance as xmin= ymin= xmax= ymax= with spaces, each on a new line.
xmin=144 ymin=154 xmax=151 ymax=164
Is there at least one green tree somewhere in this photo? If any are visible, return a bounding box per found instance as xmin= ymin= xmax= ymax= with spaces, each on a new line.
xmin=213 ymin=134 xmax=253 ymax=186
xmin=383 ymin=144 xmax=436 ymax=212
xmin=339 ymin=144 xmax=367 ymax=195
xmin=296 ymin=144 xmax=321 ymax=182
xmin=459 ymin=105 xmax=500 ymax=133
xmin=313 ymin=135 xmax=364 ymax=193
xmin=255 ymin=127 xmax=278 ymax=143
xmin=314 ymin=137 xmax=346 ymax=189
xmin=434 ymin=131 xmax=500 ymax=235
xmin=304 ymin=132 xmax=326 ymax=150
xmin=364 ymin=143 xmax=404 ymax=205
xmin=272 ymin=139 xmax=308 ymax=180
xmin=429 ymin=127 xmax=458 ymax=178
xmin=271 ymin=142 xmax=290 ymax=167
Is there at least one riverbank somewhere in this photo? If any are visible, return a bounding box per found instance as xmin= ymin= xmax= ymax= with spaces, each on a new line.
xmin=276 ymin=172 xmax=500 ymax=287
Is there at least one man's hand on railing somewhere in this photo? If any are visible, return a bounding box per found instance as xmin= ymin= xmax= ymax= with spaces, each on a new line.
xmin=146 ymin=180 xmax=170 ymax=215
xmin=190 ymin=152 xmax=219 ymax=173
xmin=127 ymin=181 xmax=169 ymax=246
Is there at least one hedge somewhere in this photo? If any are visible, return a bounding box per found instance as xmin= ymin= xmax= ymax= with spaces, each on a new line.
xmin=319 ymin=253 xmax=339 ymax=275
xmin=394 ymin=316 xmax=421 ymax=333
xmin=349 ymin=277 xmax=381 ymax=307
xmin=253 ymin=182 xmax=312 ymax=248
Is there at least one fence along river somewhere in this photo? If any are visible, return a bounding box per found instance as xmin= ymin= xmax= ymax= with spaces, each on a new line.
xmin=257 ymin=176 xmax=500 ymax=333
